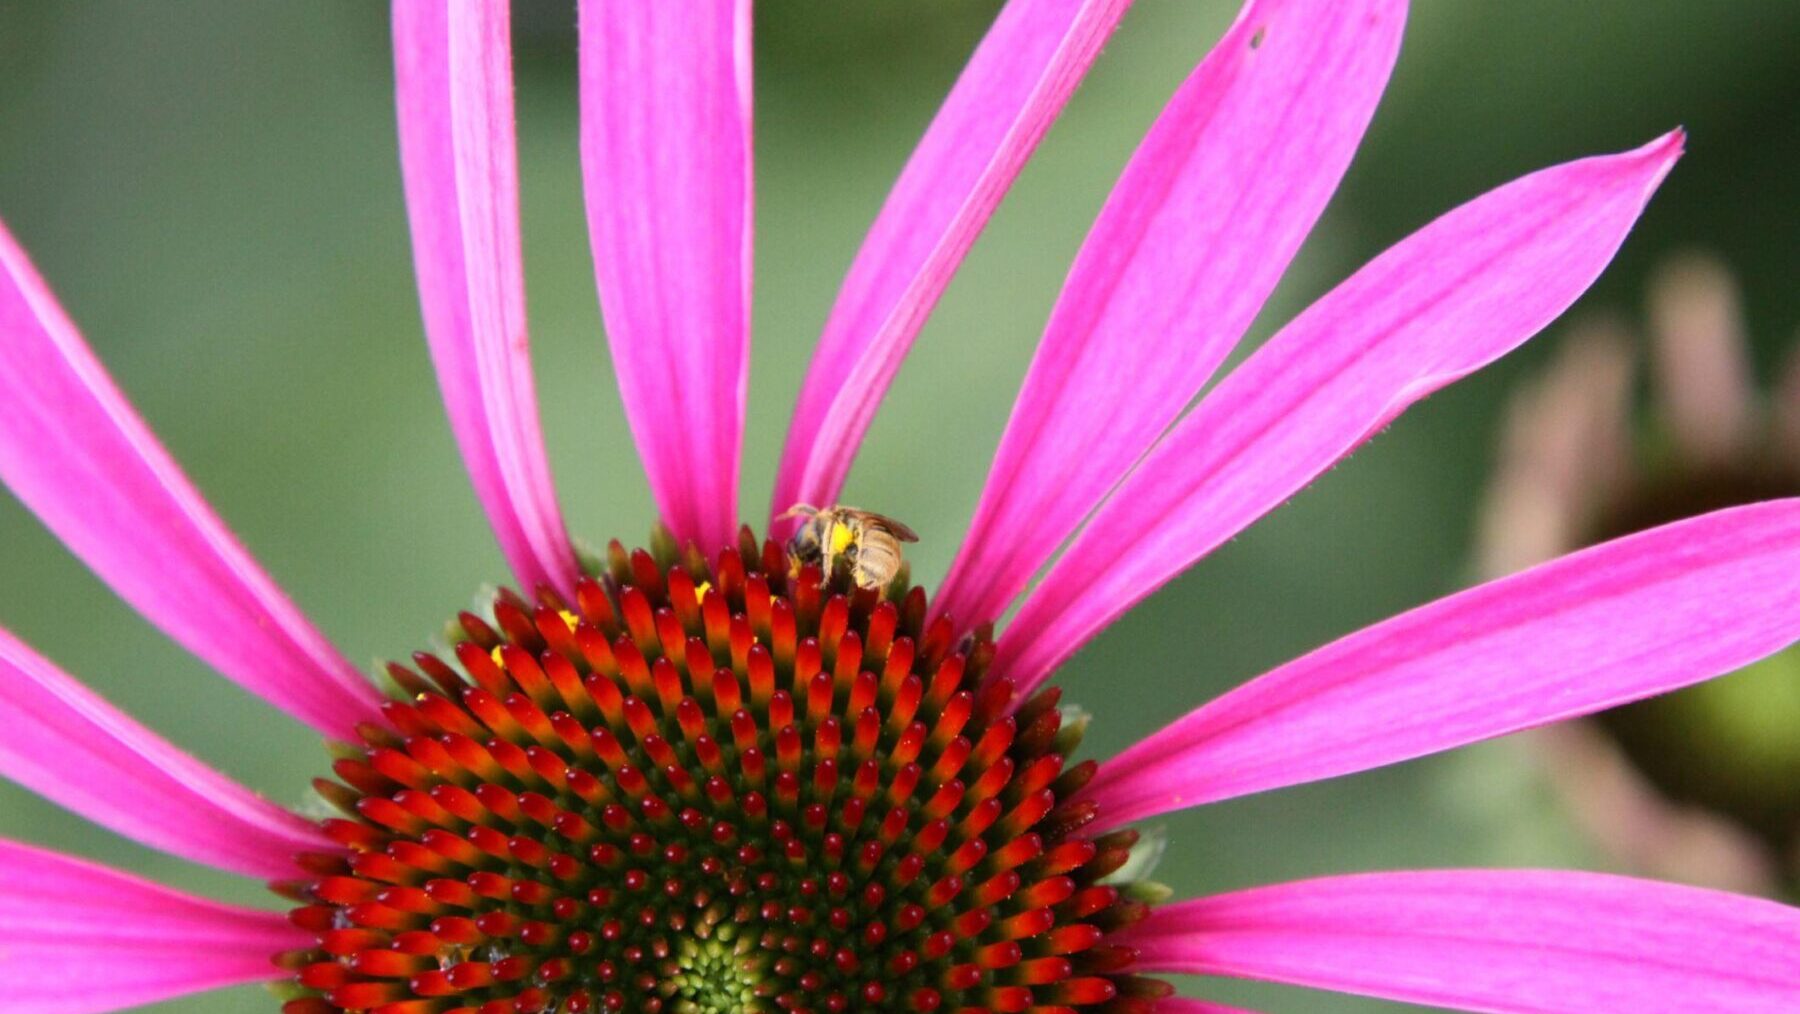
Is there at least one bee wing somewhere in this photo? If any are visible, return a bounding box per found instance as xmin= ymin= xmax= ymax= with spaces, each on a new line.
xmin=865 ymin=513 xmax=919 ymax=542
xmin=829 ymin=506 xmax=920 ymax=542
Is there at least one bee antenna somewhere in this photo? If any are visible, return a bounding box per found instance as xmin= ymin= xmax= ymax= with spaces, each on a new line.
xmin=776 ymin=503 xmax=818 ymax=521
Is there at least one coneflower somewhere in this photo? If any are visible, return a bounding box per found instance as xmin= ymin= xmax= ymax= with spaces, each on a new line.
xmin=1477 ymin=253 xmax=1800 ymax=898
xmin=1 ymin=2 xmax=1796 ymax=1013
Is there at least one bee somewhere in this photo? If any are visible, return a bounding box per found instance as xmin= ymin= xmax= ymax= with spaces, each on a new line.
xmin=779 ymin=504 xmax=919 ymax=591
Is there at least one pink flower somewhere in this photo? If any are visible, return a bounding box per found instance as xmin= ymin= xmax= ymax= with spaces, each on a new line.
xmin=1 ymin=1 xmax=1796 ymax=1012
xmin=1474 ymin=254 xmax=1800 ymax=896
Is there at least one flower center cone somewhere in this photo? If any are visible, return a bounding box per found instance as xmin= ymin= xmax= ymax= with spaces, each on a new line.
xmin=275 ymin=528 xmax=1171 ymax=1014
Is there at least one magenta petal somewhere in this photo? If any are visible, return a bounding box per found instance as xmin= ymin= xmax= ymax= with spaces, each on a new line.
xmin=580 ymin=0 xmax=751 ymax=554
xmin=934 ymin=0 xmax=1405 ymax=630
xmin=1080 ymin=500 xmax=1800 ymax=828
xmin=393 ymin=0 xmax=579 ymax=596
xmin=771 ymin=0 xmax=1132 ymax=520
xmin=0 ymin=626 xmax=325 ymax=880
xmin=1122 ymin=870 xmax=1800 ymax=1013
xmin=998 ymin=131 xmax=1684 ymax=692
xmin=1152 ymin=1001 xmax=1263 ymax=1014
xmin=0 ymin=838 xmax=308 ymax=1013
xmin=0 ymin=221 xmax=381 ymax=740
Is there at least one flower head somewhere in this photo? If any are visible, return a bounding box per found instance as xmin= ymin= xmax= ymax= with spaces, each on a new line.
xmin=279 ymin=550 xmax=1168 ymax=1013
xmin=1478 ymin=253 xmax=1800 ymax=896
xmin=1 ymin=2 xmax=1798 ymax=1013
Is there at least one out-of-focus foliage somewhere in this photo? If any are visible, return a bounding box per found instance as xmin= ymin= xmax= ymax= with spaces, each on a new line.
xmin=0 ymin=3 xmax=1794 ymax=1010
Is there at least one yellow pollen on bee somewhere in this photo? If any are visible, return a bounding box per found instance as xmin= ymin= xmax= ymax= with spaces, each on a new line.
xmin=829 ymin=522 xmax=855 ymax=555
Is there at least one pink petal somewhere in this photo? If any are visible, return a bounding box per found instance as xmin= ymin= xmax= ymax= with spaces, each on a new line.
xmin=1121 ymin=869 xmax=1800 ymax=1013
xmin=0 ymin=221 xmax=382 ymax=740
xmin=998 ymin=131 xmax=1684 ymax=692
xmin=771 ymin=0 xmax=1132 ymax=519
xmin=0 ymin=838 xmax=308 ymax=1013
xmin=1081 ymin=500 xmax=1800 ymax=830
xmin=1153 ymin=1001 xmax=1263 ymax=1014
xmin=579 ymin=0 xmax=751 ymax=554
xmin=0 ymin=626 xmax=326 ymax=880
xmin=934 ymin=0 xmax=1406 ymax=629
xmin=393 ymin=0 xmax=579 ymax=596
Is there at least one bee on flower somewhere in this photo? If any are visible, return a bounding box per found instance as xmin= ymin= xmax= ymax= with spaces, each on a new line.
xmin=779 ymin=504 xmax=919 ymax=594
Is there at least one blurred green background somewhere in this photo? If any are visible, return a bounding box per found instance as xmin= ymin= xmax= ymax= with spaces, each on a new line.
xmin=1 ymin=2 xmax=1796 ymax=1010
